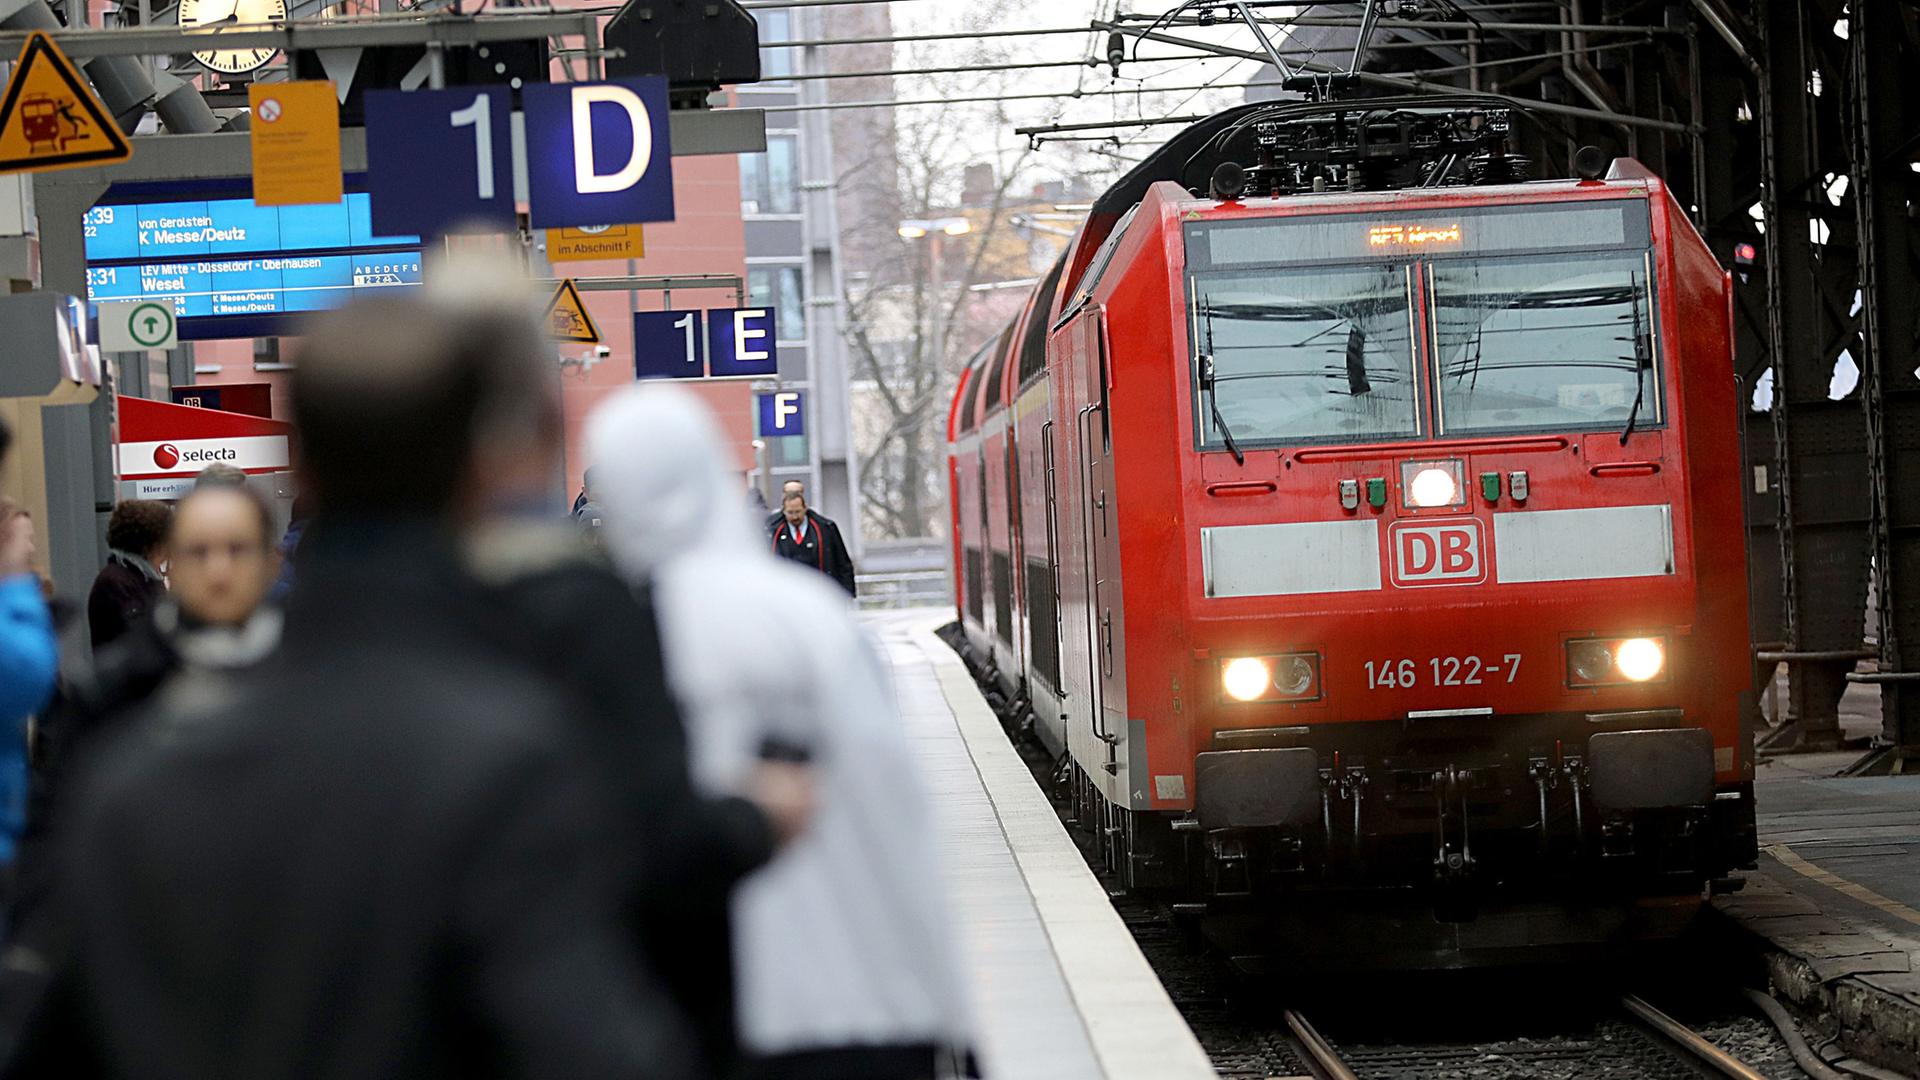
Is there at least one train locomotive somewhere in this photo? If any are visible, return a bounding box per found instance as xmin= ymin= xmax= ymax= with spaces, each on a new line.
xmin=947 ymin=95 xmax=1759 ymax=962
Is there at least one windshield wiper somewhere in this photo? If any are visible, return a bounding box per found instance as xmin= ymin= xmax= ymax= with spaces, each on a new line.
xmin=1198 ymin=301 xmax=1245 ymax=464
xmin=1201 ymin=353 xmax=1246 ymax=465
xmin=1345 ymin=324 xmax=1372 ymax=396
xmin=1620 ymin=276 xmax=1650 ymax=445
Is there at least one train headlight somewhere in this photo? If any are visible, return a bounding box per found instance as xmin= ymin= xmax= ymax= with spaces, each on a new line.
xmin=1566 ymin=636 xmax=1669 ymax=686
xmin=1614 ymin=637 xmax=1665 ymax=682
xmin=1275 ymin=655 xmax=1316 ymax=697
xmin=1401 ymin=459 xmax=1465 ymax=508
xmin=1569 ymin=640 xmax=1614 ymax=683
xmin=1220 ymin=653 xmax=1322 ymax=703
xmin=1222 ymin=657 xmax=1273 ymax=702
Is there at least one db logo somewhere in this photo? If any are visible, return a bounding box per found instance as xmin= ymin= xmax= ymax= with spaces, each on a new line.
xmin=153 ymin=443 xmax=180 ymax=469
xmin=1390 ymin=519 xmax=1487 ymax=587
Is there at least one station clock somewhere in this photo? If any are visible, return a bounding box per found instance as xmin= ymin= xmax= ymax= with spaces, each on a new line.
xmin=178 ymin=0 xmax=287 ymax=77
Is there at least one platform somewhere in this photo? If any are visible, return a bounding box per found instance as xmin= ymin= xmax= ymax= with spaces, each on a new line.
xmin=867 ymin=612 xmax=1217 ymax=1080
xmin=1714 ymin=680 xmax=1920 ymax=1071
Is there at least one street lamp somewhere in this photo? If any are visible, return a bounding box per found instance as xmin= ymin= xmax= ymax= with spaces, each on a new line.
xmin=898 ymin=217 xmax=971 ymax=370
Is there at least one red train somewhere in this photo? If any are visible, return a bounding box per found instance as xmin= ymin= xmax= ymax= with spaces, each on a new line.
xmin=948 ymin=100 xmax=1758 ymax=961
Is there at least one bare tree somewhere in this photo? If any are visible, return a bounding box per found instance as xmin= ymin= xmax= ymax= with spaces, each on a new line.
xmin=840 ymin=103 xmax=1049 ymax=539
xmin=833 ymin=3 xmax=1120 ymax=540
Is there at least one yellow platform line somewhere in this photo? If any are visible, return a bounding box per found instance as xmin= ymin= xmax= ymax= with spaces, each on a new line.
xmin=1765 ymin=843 xmax=1920 ymax=930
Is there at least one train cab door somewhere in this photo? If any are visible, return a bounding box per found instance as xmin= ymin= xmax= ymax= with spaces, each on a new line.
xmin=1075 ymin=313 xmax=1120 ymax=779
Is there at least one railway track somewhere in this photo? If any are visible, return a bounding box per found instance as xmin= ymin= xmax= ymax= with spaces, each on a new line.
xmin=1280 ymin=995 xmax=1776 ymax=1080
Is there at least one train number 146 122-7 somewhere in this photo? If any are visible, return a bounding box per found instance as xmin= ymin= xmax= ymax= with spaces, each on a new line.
xmin=1363 ymin=655 xmax=1523 ymax=690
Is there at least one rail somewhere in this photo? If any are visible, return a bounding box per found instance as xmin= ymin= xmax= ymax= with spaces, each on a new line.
xmin=1279 ymin=999 xmax=1776 ymax=1080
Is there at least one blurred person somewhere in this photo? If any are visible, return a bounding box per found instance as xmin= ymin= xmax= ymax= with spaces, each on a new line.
xmin=572 ymin=466 xmax=606 ymax=532
xmin=84 ymin=500 xmax=170 ymax=651
xmin=33 ymin=483 xmax=284 ymax=821
xmin=768 ymin=486 xmax=856 ymax=597
xmin=0 ymin=497 xmax=55 ymax=876
xmin=589 ymin=385 xmax=975 ymax=1080
xmin=451 ymin=291 xmax=811 ymax=1075
xmin=14 ymin=296 xmax=699 ymax=1080
xmin=267 ymin=495 xmax=308 ymax=604
xmin=1 ymin=485 xmax=286 ymax=1062
xmin=192 ymin=463 xmax=248 ymax=489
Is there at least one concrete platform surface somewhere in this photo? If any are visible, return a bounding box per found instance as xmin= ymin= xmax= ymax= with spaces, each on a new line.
xmin=1715 ymin=721 xmax=1920 ymax=1071
xmin=867 ymin=611 xmax=1217 ymax=1080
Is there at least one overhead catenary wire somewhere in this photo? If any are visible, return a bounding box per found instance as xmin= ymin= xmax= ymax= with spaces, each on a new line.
xmin=727 ymin=78 xmax=1279 ymax=115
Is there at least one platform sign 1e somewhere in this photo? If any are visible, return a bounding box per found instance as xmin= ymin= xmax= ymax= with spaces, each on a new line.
xmin=634 ymin=309 xmax=706 ymax=380
xmin=707 ymin=308 xmax=778 ymax=378
xmin=522 ymin=78 xmax=675 ymax=230
xmin=757 ymin=391 xmax=804 ymax=438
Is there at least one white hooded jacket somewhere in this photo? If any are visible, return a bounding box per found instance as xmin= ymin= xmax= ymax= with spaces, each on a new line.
xmin=585 ymin=385 xmax=972 ymax=1059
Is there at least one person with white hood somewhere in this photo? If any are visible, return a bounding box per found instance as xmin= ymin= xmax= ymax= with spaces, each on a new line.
xmin=585 ymin=384 xmax=976 ymax=1080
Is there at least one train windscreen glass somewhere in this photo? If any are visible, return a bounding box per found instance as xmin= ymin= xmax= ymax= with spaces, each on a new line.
xmin=1185 ymin=198 xmax=1656 ymax=447
xmin=1429 ymin=251 xmax=1656 ymax=435
xmin=1193 ymin=266 xmax=1418 ymax=448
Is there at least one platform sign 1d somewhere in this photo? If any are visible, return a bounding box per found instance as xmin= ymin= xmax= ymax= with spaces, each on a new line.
xmin=757 ymin=391 xmax=804 ymax=438
xmin=0 ymin=31 xmax=132 ymax=174
xmin=522 ymin=77 xmax=675 ymax=230
xmin=364 ymin=86 xmax=516 ymax=237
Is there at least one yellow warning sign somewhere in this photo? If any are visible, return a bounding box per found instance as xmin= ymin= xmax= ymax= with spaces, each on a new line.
xmin=0 ymin=32 xmax=133 ymax=175
xmin=547 ymin=223 xmax=645 ymax=263
xmin=543 ymin=279 xmax=600 ymax=345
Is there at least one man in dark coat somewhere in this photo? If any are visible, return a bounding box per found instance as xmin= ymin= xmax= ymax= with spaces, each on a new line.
xmin=13 ymin=295 xmax=697 ymax=1080
xmin=84 ymin=500 xmax=170 ymax=651
xmin=767 ymin=484 xmax=856 ymax=596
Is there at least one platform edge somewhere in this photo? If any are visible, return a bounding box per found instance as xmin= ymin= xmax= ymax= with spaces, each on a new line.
xmin=916 ymin=624 xmax=1219 ymax=1080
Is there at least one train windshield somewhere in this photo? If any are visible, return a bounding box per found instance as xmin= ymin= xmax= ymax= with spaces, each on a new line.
xmin=1193 ymin=266 xmax=1419 ymax=447
xmin=1428 ymin=251 xmax=1656 ymax=435
xmin=1185 ymin=198 xmax=1657 ymax=448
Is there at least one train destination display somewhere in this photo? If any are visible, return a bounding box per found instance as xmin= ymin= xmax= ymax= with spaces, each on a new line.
xmin=82 ymin=192 xmax=424 ymax=338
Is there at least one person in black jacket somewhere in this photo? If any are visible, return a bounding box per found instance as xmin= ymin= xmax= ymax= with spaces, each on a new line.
xmin=11 ymin=294 xmax=697 ymax=1080
xmin=767 ymin=485 xmax=856 ymax=596
xmin=83 ymin=501 xmax=170 ymax=652
xmin=463 ymin=383 xmax=812 ymax=1078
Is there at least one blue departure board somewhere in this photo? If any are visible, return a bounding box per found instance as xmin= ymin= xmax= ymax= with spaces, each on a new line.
xmin=82 ymin=188 xmax=426 ymax=341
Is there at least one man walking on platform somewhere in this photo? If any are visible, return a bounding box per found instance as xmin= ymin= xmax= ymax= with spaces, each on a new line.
xmin=16 ymin=295 xmax=698 ymax=1080
xmin=767 ymin=482 xmax=856 ymax=597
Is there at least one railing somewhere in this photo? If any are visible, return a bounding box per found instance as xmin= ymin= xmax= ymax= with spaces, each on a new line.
xmin=855 ymin=569 xmax=951 ymax=610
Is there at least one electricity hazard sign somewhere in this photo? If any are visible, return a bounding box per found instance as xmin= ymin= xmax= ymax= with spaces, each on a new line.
xmin=0 ymin=32 xmax=132 ymax=174
xmin=543 ymin=279 xmax=600 ymax=345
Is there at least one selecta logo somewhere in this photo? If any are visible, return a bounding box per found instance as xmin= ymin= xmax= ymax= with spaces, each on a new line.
xmin=150 ymin=442 xmax=237 ymax=471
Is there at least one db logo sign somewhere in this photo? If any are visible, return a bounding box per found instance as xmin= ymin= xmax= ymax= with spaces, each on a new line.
xmin=1390 ymin=519 xmax=1487 ymax=587
xmin=153 ymin=443 xmax=180 ymax=470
